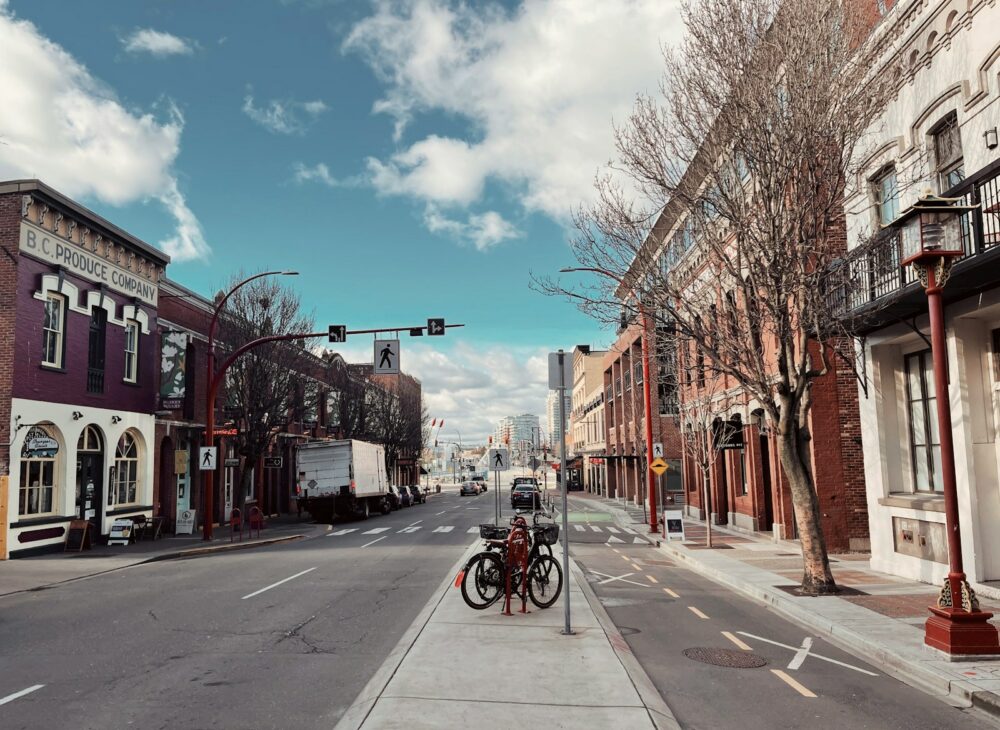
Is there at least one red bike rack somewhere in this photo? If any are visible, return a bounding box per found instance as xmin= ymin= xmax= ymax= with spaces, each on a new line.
xmin=248 ymin=506 xmax=264 ymax=539
xmin=229 ymin=508 xmax=243 ymax=542
xmin=502 ymin=522 xmax=530 ymax=616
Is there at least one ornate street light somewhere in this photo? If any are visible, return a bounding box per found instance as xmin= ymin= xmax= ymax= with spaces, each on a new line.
xmin=891 ymin=194 xmax=999 ymax=655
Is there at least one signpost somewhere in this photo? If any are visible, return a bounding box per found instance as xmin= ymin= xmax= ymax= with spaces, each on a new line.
xmin=548 ymin=349 xmax=573 ymax=636
xmin=199 ymin=447 xmax=217 ymax=471
xmin=374 ymin=339 xmax=400 ymax=375
xmin=489 ymin=448 xmax=509 ymax=524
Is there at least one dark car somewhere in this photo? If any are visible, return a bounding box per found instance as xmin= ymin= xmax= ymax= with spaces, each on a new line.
xmin=385 ymin=486 xmax=401 ymax=510
xmin=459 ymin=482 xmax=480 ymax=496
xmin=398 ymin=487 xmax=412 ymax=507
xmin=511 ymin=484 xmax=541 ymax=509
xmin=407 ymin=485 xmax=425 ymax=504
xmin=510 ymin=476 xmax=539 ymax=494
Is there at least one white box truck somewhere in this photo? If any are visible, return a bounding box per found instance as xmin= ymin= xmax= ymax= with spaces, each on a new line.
xmin=296 ymin=439 xmax=390 ymax=522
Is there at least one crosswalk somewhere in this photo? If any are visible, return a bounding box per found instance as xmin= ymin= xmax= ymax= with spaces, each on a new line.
xmin=327 ymin=522 xmax=645 ymax=540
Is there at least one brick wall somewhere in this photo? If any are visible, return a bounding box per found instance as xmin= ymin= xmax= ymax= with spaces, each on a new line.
xmin=0 ymin=194 xmax=19 ymax=479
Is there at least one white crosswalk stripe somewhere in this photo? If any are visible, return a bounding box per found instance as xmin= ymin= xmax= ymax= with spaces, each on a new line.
xmin=606 ymin=526 xmax=621 ymax=534
xmin=398 ymin=526 xmax=421 ymax=533
xmin=589 ymin=525 xmax=602 ymax=532
xmin=574 ymin=525 xmax=585 ymax=532
xmin=633 ymin=537 xmax=645 ymax=544
xmin=606 ymin=536 xmax=626 ymax=544
xmin=433 ymin=526 xmax=454 ymax=533
xmin=467 ymin=526 xmax=479 ymax=533
xmin=329 ymin=528 xmax=357 ymax=536
xmin=362 ymin=527 xmax=391 ymax=535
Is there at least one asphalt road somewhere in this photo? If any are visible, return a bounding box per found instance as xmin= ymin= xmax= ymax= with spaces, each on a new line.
xmin=0 ymin=489 xmax=496 ymax=730
xmin=564 ymin=498 xmax=998 ymax=730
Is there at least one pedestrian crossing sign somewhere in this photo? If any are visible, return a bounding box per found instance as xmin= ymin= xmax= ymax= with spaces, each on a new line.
xmin=489 ymin=448 xmax=509 ymax=471
xmin=649 ymin=457 xmax=668 ymax=476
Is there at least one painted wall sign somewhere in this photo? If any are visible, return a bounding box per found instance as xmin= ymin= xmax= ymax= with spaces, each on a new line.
xmin=160 ymin=331 xmax=188 ymax=404
xmin=20 ymin=221 xmax=158 ymax=305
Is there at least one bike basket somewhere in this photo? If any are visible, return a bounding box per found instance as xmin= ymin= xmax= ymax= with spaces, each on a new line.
xmin=535 ymin=523 xmax=560 ymax=545
xmin=479 ymin=524 xmax=510 ymax=540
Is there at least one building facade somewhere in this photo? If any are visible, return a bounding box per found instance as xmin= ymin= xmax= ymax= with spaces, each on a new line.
xmin=570 ymin=345 xmax=607 ymax=494
xmin=0 ymin=180 xmax=169 ymax=558
xmin=844 ymin=0 xmax=1000 ymax=581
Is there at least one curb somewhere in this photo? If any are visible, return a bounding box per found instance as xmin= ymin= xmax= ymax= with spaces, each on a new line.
xmin=570 ymin=555 xmax=682 ymax=729
xmin=142 ymin=533 xmax=307 ymax=562
xmin=333 ymin=539 xmax=483 ymax=730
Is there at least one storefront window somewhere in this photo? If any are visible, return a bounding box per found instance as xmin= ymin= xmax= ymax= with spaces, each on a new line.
xmin=905 ymin=351 xmax=943 ymax=492
xmin=42 ymin=293 xmax=64 ymax=367
xmin=19 ymin=426 xmax=57 ymax=515
xmin=111 ymin=431 xmax=140 ymax=506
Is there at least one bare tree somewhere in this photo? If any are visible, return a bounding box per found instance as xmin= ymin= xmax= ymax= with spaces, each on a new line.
xmin=364 ymin=373 xmax=425 ymax=483
xmin=541 ymin=0 xmax=893 ymax=593
xmin=217 ymin=273 xmax=317 ymax=503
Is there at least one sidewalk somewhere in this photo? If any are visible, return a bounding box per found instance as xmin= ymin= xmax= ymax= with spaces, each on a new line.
xmin=574 ymin=491 xmax=1000 ymax=716
xmin=0 ymin=513 xmax=321 ymax=597
xmin=335 ymin=539 xmax=679 ymax=730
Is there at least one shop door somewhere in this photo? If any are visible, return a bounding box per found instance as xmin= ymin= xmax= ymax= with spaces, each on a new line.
xmin=76 ymin=426 xmax=104 ymax=536
xmin=760 ymin=433 xmax=774 ymax=529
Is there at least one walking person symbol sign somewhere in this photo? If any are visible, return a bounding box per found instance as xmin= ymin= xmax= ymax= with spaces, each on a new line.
xmin=374 ymin=339 xmax=400 ymax=375
xmin=489 ymin=448 xmax=509 ymax=472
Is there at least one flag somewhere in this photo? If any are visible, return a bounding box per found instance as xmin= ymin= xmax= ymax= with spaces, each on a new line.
xmin=439 ymin=419 xmax=445 ymax=428
xmin=431 ymin=418 xmax=436 ymax=427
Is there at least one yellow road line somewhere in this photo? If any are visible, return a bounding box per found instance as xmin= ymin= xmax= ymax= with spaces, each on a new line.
xmin=770 ymin=670 xmax=817 ymax=698
xmin=663 ymin=588 xmax=679 ymax=598
xmin=646 ymin=575 xmax=658 ymax=584
xmin=630 ymin=563 xmax=642 ymax=571
xmin=688 ymin=606 xmax=710 ymax=619
xmin=722 ymin=631 xmax=753 ymax=651
xmin=612 ymin=548 xmax=621 ymax=554
xmin=622 ymin=555 xmax=632 ymax=563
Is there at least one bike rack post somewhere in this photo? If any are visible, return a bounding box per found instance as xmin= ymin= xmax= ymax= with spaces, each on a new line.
xmin=502 ymin=523 xmax=530 ymax=616
xmin=248 ymin=506 xmax=263 ymax=539
xmin=229 ymin=508 xmax=243 ymax=542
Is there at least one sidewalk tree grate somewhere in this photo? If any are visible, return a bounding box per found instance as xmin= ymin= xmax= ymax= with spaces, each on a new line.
xmin=682 ymin=647 xmax=768 ymax=668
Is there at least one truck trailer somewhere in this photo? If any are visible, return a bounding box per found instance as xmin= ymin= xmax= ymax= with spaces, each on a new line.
xmin=296 ymin=439 xmax=390 ymax=522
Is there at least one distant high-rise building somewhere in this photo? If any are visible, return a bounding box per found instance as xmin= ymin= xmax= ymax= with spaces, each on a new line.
xmin=493 ymin=414 xmax=540 ymax=457
xmin=546 ymin=390 xmax=571 ymax=459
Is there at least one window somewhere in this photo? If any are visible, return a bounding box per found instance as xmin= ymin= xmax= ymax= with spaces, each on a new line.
xmin=872 ymin=167 xmax=899 ymax=226
xmin=933 ymin=113 xmax=964 ymax=192
xmin=905 ymin=351 xmax=942 ymax=492
xmin=87 ymin=308 xmax=107 ymax=393
xmin=123 ymin=320 xmax=139 ymax=383
xmin=111 ymin=431 xmax=140 ymax=506
xmin=19 ymin=426 xmax=57 ymax=515
xmin=739 ymin=448 xmax=749 ymax=496
xmin=42 ymin=293 xmax=65 ymax=367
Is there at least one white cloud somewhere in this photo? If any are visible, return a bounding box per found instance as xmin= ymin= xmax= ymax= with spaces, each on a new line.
xmin=293 ymin=162 xmax=337 ymax=186
xmin=344 ymin=0 xmax=683 ymax=222
xmin=123 ymin=28 xmax=195 ymax=57
xmin=330 ymin=341 xmax=551 ymax=442
xmin=0 ymin=5 xmax=209 ymax=260
xmin=423 ymin=205 xmax=519 ymax=251
xmin=242 ymin=93 xmax=329 ymax=135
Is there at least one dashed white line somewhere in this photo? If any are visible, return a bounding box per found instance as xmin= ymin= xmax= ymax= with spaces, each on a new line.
xmin=242 ymin=567 xmax=317 ymax=600
xmin=361 ymin=536 xmax=387 ymax=548
xmin=362 ymin=527 xmax=391 ymax=535
xmin=435 ymin=511 xmax=447 ymax=516
xmin=433 ymin=526 xmax=454 ymax=533
xmin=0 ymin=685 xmax=44 ymax=706
xmin=329 ymin=528 xmax=357 ymax=536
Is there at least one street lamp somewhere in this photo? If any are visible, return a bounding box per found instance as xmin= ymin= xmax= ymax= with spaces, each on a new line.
xmin=891 ymin=195 xmax=1000 ymax=655
xmin=560 ymin=266 xmax=658 ymax=533
xmin=203 ymin=270 xmax=298 ymax=541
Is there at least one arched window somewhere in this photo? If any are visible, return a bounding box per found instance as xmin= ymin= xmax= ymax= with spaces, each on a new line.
xmin=78 ymin=425 xmax=103 ymax=452
xmin=20 ymin=425 xmax=58 ymax=515
xmin=111 ymin=431 xmax=140 ymax=506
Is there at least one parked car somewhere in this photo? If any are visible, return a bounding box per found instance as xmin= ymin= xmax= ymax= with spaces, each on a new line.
xmin=510 ymin=476 xmax=540 ymax=494
xmin=407 ymin=485 xmax=425 ymax=504
xmin=511 ymin=484 xmax=542 ymax=509
xmin=398 ymin=487 xmax=412 ymax=507
xmin=385 ymin=486 xmax=400 ymax=511
xmin=459 ymin=482 xmax=480 ymax=496
xmin=470 ymin=475 xmax=487 ymax=493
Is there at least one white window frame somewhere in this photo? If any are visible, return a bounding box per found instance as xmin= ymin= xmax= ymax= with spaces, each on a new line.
xmin=19 ymin=427 xmax=58 ymax=516
xmin=42 ymin=293 xmax=65 ymax=367
xmin=872 ymin=166 xmax=899 ymax=227
xmin=123 ymin=319 xmax=139 ymax=383
xmin=111 ymin=431 xmax=140 ymax=507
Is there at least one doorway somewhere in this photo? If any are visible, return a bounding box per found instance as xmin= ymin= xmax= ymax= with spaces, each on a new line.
xmin=760 ymin=432 xmax=774 ymax=529
xmin=76 ymin=425 xmax=104 ymax=536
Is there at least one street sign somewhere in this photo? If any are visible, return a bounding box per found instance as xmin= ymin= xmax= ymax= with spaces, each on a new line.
xmin=488 ymin=448 xmax=510 ymax=471
xmin=198 ymin=447 xmax=217 ymax=471
xmin=649 ymin=457 xmax=668 ymax=476
xmin=548 ymin=351 xmax=573 ymax=389
xmin=374 ymin=339 xmax=400 ymax=374
xmin=409 ymin=328 xmax=423 ymax=336
xmin=653 ymin=442 xmax=664 ymax=459
xmin=428 ymin=318 xmax=445 ymax=336
xmin=328 ymin=325 xmax=347 ymax=343
xmin=264 ymin=457 xmax=283 ymax=469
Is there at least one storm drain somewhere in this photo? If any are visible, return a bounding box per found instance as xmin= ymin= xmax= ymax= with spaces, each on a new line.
xmin=682 ymin=647 xmax=768 ymax=668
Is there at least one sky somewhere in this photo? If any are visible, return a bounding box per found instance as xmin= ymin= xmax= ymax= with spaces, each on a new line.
xmin=0 ymin=0 xmax=683 ymax=442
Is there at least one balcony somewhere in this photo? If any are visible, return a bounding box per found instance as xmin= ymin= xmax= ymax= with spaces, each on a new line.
xmin=841 ymin=161 xmax=1000 ymax=333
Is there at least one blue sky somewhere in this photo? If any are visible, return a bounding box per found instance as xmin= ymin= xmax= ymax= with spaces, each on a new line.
xmin=0 ymin=0 xmax=682 ymax=440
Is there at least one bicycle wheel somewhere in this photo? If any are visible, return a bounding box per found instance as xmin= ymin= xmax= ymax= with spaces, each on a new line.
xmin=527 ymin=554 xmax=563 ymax=609
xmin=461 ymin=552 xmax=504 ymax=610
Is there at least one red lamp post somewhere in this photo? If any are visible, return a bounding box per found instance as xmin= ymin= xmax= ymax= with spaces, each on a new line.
xmin=560 ymin=266 xmax=659 ymax=533
xmin=893 ymin=195 xmax=1000 ymax=655
xmin=203 ymin=270 xmax=297 ymax=541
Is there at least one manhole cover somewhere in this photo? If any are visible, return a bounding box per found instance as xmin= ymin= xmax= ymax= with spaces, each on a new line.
xmin=682 ymin=647 xmax=768 ymax=668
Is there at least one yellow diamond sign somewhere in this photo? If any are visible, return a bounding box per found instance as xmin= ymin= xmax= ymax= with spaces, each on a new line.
xmin=649 ymin=458 xmax=668 ymax=476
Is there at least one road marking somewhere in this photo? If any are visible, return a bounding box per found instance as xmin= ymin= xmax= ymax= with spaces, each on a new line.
xmin=646 ymin=575 xmax=658 ymax=584
xmin=770 ymin=670 xmax=817 ymax=698
xmin=621 ymin=555 xmax=632 ymax=563
xmin=630 ymin=562 xmax=642 ymax=571
xmin=361 ymin=536 xmax=387 ymax=548
xmin=0 ymin=685 xmax=44 ymax=706
xmin=407 ymin=520 xmax=422 ymax=526
xmin=722 ymin=631 xmax=753 ymax=651
xmin=606 ymin=536 xmax=625 ymax=544
xmin=435 ymin=511 xmax=447 ymax=516
xmin=398 ymin=526 xmax=422 ymax=533
xmin=574 ymin=525 xmax=585 ymax=532
xmin=433 ymin=526 xmax=454 ymax=533
xmin=329 ymin=528 xmax=357 ymax=536
xmin=688 ymin=606 xmax=710 ymax=619
xmin=788 ymin=637 xmax=813 ymax=671
xmin=632 ymin=537 xmax=646 ymax=544
xmin=589 ymin=525 xmax=602 ymax=532
xmin=242 ymin=567 xmax=317 ymax=600
xmin=737 ymin=632 xmax=878 ymax=676
xmin=663 ymin=588 xmax=679 ymax=598
xmin=606 ymin=526 xmax=621 ymax=534
xmin=362 ymin=527 xmax=391 ymax=535
xmin=466 ymin=507 xmax=480 ymax=510
xmin=612 ymin=548 xmax=621 ymax=554
xmin=591 ymin=570 xmax=650 ymax=588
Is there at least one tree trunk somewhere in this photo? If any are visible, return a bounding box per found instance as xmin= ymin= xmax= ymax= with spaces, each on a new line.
xmin=775 ymin=428 xmax=837 ymax=594
xmin=700 ymin=464 xmax=713 ymax=548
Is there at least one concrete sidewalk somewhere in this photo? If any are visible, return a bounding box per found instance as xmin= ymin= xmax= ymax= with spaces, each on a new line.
xmin=0 ymin=514 xmax=321 ymax=597
xmin=335 ymin=540 xmax=679 ymax=730
xmin=573 ymin=491 xmax=1000 ymax=717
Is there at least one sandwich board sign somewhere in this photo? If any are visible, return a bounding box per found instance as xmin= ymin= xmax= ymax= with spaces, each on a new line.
xmin=489 ymin=448 xmax=510 ymax=471
xmin=664 ymin=509 xmax=685 ymax=541
xmin=374 ymin=339 xmax=400 ymax=375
